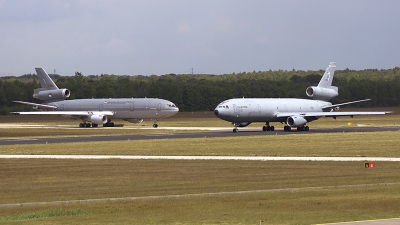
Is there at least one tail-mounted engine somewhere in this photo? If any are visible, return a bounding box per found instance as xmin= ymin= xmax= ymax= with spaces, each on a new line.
xmin=33 ymin=88 xmax=70 ymax=101
xmin=306 ymin=86 xmax=338 ymax=101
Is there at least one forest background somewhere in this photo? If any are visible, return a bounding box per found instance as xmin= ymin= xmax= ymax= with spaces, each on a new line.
xmin=1 ymin=67 xmax=399 ymax=115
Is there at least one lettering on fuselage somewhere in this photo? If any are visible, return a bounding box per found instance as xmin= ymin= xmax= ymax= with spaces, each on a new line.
xmin=103 ymin=101 xmax=133 ymax=105
xmin=233 ymin=104 xmax=248 ymax=114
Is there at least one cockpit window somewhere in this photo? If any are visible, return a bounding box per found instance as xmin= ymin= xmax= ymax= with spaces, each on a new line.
xmin=218 ymin=105 xmax=229 ymax=109
xmin=166 ymin=104 xmax=177 ymax=108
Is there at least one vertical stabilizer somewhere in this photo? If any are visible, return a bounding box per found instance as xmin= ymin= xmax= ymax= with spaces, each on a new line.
xmin=35 ymin=68 xmax=59 ymax=90
xmin=317 ymin=62 xmax=336 ymax=88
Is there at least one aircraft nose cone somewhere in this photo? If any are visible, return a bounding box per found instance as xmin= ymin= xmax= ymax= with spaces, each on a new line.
xmin=214 ymin=110 xmax=219 ymax=115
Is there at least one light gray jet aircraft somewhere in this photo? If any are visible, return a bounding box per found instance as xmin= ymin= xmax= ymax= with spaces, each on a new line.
xmin=214 ymin=62 xmax=391 ymax=132
xmin=13 ymin=68 xmax=179 ymax=127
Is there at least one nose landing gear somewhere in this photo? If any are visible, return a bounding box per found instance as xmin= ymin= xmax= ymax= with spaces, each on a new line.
xmin=152 ymin=119 xmax=159 ymax=128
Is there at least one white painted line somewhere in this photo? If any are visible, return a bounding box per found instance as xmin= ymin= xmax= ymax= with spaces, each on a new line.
xmin=319 ymin=217 xmax=400 ymax=225
xmin=0 ymin=155 xmax=400 ymax=161
xmin=1 ymin=182 xmax=399 ymax=208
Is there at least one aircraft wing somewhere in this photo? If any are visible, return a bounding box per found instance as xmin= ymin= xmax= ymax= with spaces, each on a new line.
xmin=12 ymin=111 xmax=115 ymax=116
xmin=276 ymin=111 xmax=391 ymax=118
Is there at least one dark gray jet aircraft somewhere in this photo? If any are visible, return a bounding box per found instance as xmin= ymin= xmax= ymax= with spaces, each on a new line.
xmin=13 ymin=68 xmax=179 ymax=127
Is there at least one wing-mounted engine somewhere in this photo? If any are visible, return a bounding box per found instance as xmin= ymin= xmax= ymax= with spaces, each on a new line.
xmin=286 ymin=116 xmax=307 ymax=127
xmin=124 ymin=119 xmax=144 ymax=123
xmin=33 ymin=88 xmax=71 ymax=101
xmin=90 ymin=114 xmax=107 ymax=124
xmin=306 ymin=86 xmax=338 ymax=101
xmin=233 ymin=122 xmax=252 ymax=127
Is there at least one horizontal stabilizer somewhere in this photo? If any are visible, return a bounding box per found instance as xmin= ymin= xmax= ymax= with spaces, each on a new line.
xmin=321 ymin=99 xmax=371 ymax=110
xmin=13 ymin=101 xmax=58 ymax=110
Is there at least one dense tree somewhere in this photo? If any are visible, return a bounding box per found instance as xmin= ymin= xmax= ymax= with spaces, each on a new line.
xmin=0 ymin=67 xmax=399 ymax=115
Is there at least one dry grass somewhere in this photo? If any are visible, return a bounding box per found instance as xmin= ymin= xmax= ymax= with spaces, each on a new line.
xmin=0 ymin=160 xmax=400 ymax=224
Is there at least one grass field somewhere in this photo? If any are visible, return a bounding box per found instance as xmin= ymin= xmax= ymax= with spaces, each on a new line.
xmin=1 ymin=160 xmax=400 ymax=224
xmin=0 ymin=109 xmax=399 ymax=224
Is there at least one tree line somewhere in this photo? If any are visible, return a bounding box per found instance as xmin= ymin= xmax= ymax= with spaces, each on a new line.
xmin=1 ymin=67 xmax=399 ymax=115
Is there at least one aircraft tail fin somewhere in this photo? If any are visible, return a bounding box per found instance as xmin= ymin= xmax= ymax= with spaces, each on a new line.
xmin=35 ymin=68 xmax=59 ymax=90
xmin=317 ymin=62 xmax=336 ymax=88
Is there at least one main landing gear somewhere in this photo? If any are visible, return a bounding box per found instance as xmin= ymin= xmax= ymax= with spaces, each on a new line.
xmin=103 ymin=119 xmax=114 ymax=127
xmin=79 ymin=122 xmax=99 ymax=128
xmin=79 ymin=122 xmax=91 ymax=128
xmin=283 ymin=125 xmax=309 ymax=132
xmin=78 ymin=119 xmax=114 ymax=128
xmin=262 ymin=123 xmax=275 ymax=131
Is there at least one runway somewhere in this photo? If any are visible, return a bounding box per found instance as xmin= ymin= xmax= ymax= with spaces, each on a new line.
xmin=0 ymin=126 xmax=398 ymax=145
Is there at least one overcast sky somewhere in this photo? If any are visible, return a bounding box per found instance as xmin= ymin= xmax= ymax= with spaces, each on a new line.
xmin=1 ymin=0 xmax=399 ymax=76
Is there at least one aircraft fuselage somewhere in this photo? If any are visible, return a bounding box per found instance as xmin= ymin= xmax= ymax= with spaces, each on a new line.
xmin=214 ymin=98 xmax=331 ymax=123
xmin=47 ymin=98 xmax=178 ymax=120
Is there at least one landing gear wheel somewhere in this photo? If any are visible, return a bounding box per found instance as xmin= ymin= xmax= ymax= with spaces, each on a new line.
xmin=79 ymin=123 xmax=90 ymax=128
xmin=233 ymin=128 xmax=238 ymax=133
xmin=263 ymin=126 xmax=272 ymax=131
xmin=296 ymin=126 xmax=310 ymax=131
xmin=284 ymin=126 xmax=291 ymax=132
xmin=263 ymin=123 xmax=275 ymax=132
xmin=153 ymin=124 xmax=158 ymax=128
xmin=103 ymin=122 xmax=114 ymax=127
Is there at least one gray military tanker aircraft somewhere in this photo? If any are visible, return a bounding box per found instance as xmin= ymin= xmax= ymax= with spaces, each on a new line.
xmin=214 ymin=62 xmax=391 ymax=132
xmin=13 ymin=68 xmax=179 ymax=128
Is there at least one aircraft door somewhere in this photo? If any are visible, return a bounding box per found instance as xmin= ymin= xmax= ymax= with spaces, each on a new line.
xmin=130 ymin=102 xmax=135 ymax=111
xmin=99 ymin=104 xmax=103 ymax=111
xmin=157 ymin=103 xmax=161 ymax=111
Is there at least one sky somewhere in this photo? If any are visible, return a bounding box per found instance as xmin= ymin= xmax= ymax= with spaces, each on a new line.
xmin=1 ymin=0 xmax=400 ymax=76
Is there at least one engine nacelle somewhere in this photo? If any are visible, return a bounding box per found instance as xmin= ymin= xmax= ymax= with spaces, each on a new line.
xmin=90 ymin=114 xmax=107 ymax=124
xmin=286 ymin=116 xmax=307 ymax=127
xmin=34 ymin=89 xmax=70 ymax=101
xmin=125 ymin=119 xmax=144 ymax=124
xmin=233 ymin=122 xmax=252 ymax=127
xmin=306 ymin=86 xmax=338 ymax=100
